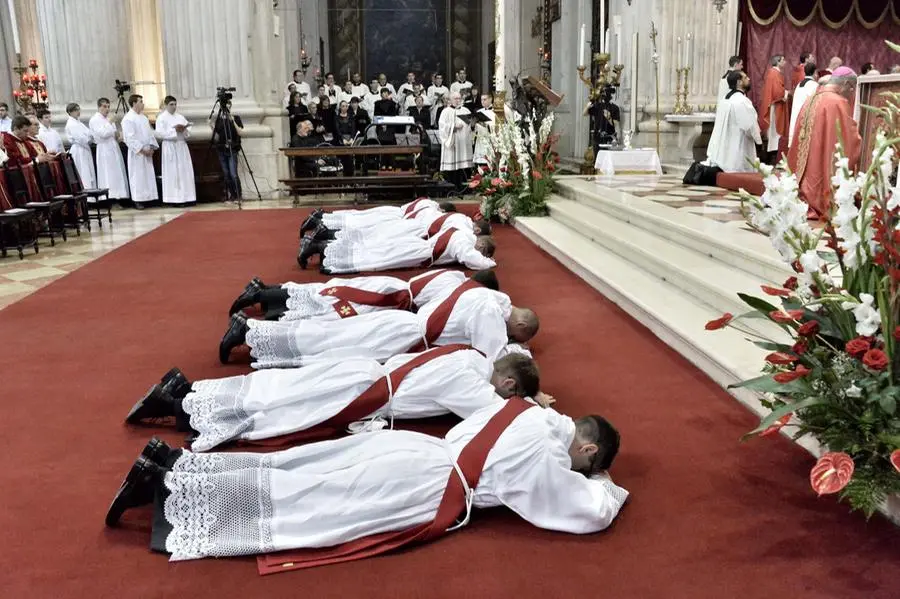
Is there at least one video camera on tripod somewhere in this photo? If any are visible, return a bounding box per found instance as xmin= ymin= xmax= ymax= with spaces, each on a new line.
xmin=216 ymin=86 xmax=236 ymax=104
xmin=114 ymin=79 xmax=132 ymax=95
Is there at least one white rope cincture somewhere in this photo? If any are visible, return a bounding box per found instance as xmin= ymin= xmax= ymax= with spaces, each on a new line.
xmin=443 ymin=440 xmax=474 ymax=532
xmin=346 ymin=365 xmax=396 ymax=434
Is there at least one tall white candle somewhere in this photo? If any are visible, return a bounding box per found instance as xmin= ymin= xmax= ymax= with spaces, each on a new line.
xmin=603 ymin=31 xmax=609 ymax=57
xmin=7 ymin=0 xmax=20 ymax=54
xmin=494 ymin=1 xmax=504 ymax=91
xmin=630 ymin=32 xmax=638 ymax=131
xmin=600 ymin=0 xmax=606 ymax=52
xmin=579 ymin=24 xmax=586 ymax=67
xmin=677 ymin=36 xmax=682 ymax=68
xmin=616 ymin=33 xmax=622 ymax=65
xmin=687 ymin=33 xmax=693 ymax=69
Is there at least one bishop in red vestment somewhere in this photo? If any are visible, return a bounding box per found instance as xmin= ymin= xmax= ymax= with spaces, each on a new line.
xmin=758 ymin=55 xmax=790 ymax=164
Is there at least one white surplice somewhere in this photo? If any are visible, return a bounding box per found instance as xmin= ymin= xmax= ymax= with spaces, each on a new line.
xmin=183 ymin=348 xmax=501 ymax=451
xmin=246 ymin=287 xmax=511 ymax=368
xmin=162 ymin=402 xmax=630 ymax=561
xmin=788 ymin=77 xmax=818 ymax=148
xmin=155 ymin=110 xmax=196 ymax=204
xmin=121 ymin=109 xmax=159 ymax=203
xmin=438 ymin=106 xmax=473 ymax=171
xmin=89 ymin=113 xmax=130 ymax=199
xmin=37 ymin=124 xmax=64 ymax=154
xmin=0 ymin=116 xmax=11 ymax=133
xmin=705 ymin=90 xmax=762 ymax=173
xmin=64 ymin=116 xmax=96 ymax=188
xmin=321 ymin=198 xmax=439 ymax=230
xmin=473 ymin=108 xmax=496 ymax=164
xmin=322 ymin=227 xmax=495 ymax=273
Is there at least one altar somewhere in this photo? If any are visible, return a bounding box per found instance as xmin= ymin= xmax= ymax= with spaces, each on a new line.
xmin=594 ymin=148 xmax=663 ymax=176
xmin=664 ymin=113 xmax=717 ymax=163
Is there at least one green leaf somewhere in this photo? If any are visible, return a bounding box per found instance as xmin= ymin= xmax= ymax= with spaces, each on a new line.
xmin=879 ymin=395 xmax=897 ymax=415
xmin=751 ymin=341 xmax=794 ymax=352
xmin=736 ymin=293 xmax=780 ymax=316
xmin=728 ymin=374 xmax=810 ymax=394
xmin=744 ymin=396 xmax=828 ymax=438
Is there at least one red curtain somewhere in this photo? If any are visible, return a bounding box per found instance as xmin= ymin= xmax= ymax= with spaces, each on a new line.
xmin=740 ymin=0 xmax=900 ymax=105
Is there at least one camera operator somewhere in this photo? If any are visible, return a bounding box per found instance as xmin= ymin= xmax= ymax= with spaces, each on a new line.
xmin=208 ymin=95 xmax=244 ymax=202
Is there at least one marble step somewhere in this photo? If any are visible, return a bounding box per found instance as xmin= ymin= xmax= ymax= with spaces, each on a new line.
xmin=553 ymin=176 xmax=794 ymax=284
xmin=545 ymin=197 xmax=789 ymax=340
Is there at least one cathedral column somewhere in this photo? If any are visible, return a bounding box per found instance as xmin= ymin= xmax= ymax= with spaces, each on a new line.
xmin=158 ymin=0 xmax=286 ymax=197
xmin=551 ymin=0 xmax=591 ymax=159
xmin=34 ymin=0 xmax=132 ymax=116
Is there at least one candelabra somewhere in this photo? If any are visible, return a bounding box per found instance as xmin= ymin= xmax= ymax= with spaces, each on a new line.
xmin=12 ymin=57 xmax=48 ymax=114
xmin=299 ymin=48 xmax=313 ymax=76
xmin=576 ymin=52 xmax=625 ymax=173
xmin=673 ymin=67 xmax=693 ymax=115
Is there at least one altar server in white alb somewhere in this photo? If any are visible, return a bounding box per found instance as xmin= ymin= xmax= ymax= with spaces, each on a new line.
xmin=228 ymin=269 xmax=497 ymax=324
xmin=64 ymin=103 xmax=97 ymax=188
xmin=705 ymin=71 xmax=761 ymax=173
xmin=317 ymin=204 xmax=489 ymax=246
xmin=107 ymin=399 xmax=627 ymax=567
xmin=124 ymin=346 xmax=545 ymax=451
xmin=121 ymin=94 xmax=159 ymax=209
xmin=788 ymin=61 xmax=819 ymax=149
xmin=89 ymin=97 xmax=130 ymax=202
xmin=438 ymin=91 xmax=473 ymax=189
xmin=473 ymin=94 xmax=496 ymax=166
xmin=155 ymin=96 xmax=196 ymax=205
xmin=36 ymin=108 xmax=63 ymax=153
xmin=220 ymin=281 xmax=538 ymax=368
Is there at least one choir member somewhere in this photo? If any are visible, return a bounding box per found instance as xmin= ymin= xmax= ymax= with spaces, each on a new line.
xmin=349 ymin=97 xmax=371 ymax=135
xmin=450 ymin=68 xmax=472 ymax=97
xmin=376 ymin=73 xmax=397 ymax=101
xmin=64 ymin=103 xmax=97 ymax=189
xmin=155 ymin=96 xmax=196 ymax=205
xmin=0 ymin=102 xmax=11 ymax=133
xmin=323 ymin=72 xmax=340 ymax=101
xmin=283 ymin=69 xmax=311 ymax=106
xmin=426 ymin=73 xmax=449 ymax=105
xmin=89 ymin=97 xmax=130 ymax=202
xmin=121 ymin=94 xmax=159 ymax=209
xmin=397 ymin=71 xmax=417 ymax=105
xmin=286 ymin=91 xmax=310 ymax=135
xmin=408 ymin=95 xmax=432 ymax=130
xmin=349 ymin=72 xmax=369 ymax=100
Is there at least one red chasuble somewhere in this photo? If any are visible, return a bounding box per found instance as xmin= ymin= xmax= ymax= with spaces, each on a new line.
xmin=791 ymin=63 xmax=805 ymax=92
xmin=237 ymin=343 xmax=476 ymax=448
xmin=787 ymin=88 xmax=861 ymax=218
xmin=256 ymin=396 xmax=535 ymax=574
xmin=1 ymin=132 xmax=43 ymax=204
xmin=319 ymin=284 xmax=413 ymax=318
xmin=758 ymin=67 xmax=788 ymax=139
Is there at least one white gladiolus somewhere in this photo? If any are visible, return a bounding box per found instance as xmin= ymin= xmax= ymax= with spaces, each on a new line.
xmin=842 ymin=293 xmax=882 ymax=337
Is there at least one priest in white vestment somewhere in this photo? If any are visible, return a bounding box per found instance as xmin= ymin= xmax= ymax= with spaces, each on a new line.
xmin=438 ymin=91 xmax=474 ymax=189
xmin=89 ymin=98 xmax=130 ymax=201
xmin=788 ymin=62 xmax=819 ymax=149
xmin=124 ymin=348 xmax=544 ymax=451
xmin=155 ymin=96 xmax=196 ymax=205
xmin=706 ymin=71 xmax=761 ymax=173
xmin=121 ymin=94 xmax=159 ymax=208
xmin=36 ymin=109 xmax=64 ymax=154
xmin=64 ymin=103 xmax=97 ymax=188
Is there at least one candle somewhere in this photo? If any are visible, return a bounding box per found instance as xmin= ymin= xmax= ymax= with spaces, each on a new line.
xmin=7 ymin=0 xmax=20 ymax=54
xmin=616 ymin=33 xmax=622 ymax=65
xmin=604 ymin=31 xmax=609 ymax=58
xmin=686 ymin=33 xmax=693 ymax=69
xmin=600 ymin=0 xmax=606 ymax=52
xmin=579 ymin=24 xmax=586 ymax=66
xmin=630 ymin=32 xmax=638 ymax=131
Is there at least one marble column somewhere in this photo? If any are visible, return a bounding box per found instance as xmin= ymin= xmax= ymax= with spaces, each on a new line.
xmin=127 ymin=0 xmax=165 ymax=111
xmin=159 ymin=0 xmax=285 ymax=197
xmin=551 ymin=0 xmax=591 ymax=159
xmin=35 ymin=0 xmax=132 ymax=116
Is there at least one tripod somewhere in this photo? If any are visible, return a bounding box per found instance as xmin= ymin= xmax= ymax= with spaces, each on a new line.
xmin=207 ymin=96 xmax=262 ymax=209
xmin=114 ymin=91 xmax=128 ymax=116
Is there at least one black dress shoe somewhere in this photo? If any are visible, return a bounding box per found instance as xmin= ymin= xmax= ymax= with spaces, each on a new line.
xmin=105 ymin=455 xmax=167 ymax=527
xmin=125 ymin=384 xmax=177 ymax=424
xmin=140 ymin=436 xmax=173 ymax=466
xmin=297 ymin=236 xmax=316 ymax=269
xmin=219 ymin=311 xmax=249 ymax=364
xmin=133 ymin=202 xmax=146 ymax=211
xmin=299 ymin=208 xmax=324 ymax=237
xmin=160 ymin=368 xmax=192 ymax=400
xmin=311 ymin=222 xmax=336 ymax=242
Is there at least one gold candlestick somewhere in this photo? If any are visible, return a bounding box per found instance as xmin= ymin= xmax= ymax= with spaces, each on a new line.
xmin=576 ymin=52 xmax=625 ymax=174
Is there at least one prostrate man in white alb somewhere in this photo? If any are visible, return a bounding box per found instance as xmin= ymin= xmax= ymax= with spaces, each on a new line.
xmin=155 ymin=95 xmax=196 ymax=205
xmin=220 ymin=280 xmax=538 ymax=367
xmin=717 ymin=56 xmax=743 ymax=103
xmin=788 ymin=61 xmax=819 ymax=149
xmin=36 ymin=108 xmax=64 ymax=154
xmin=89 ymin=97 xmax=130 ymax=203
xmin=437 ymin=91 xmax=474 ymax=189
xmin=64 ymin=102 xmax=97 ymax=189
xmin=121 ymin=94 xmax=159 ymax=210
xmin=301 ymin=197 xmax=444 ymax=235
xmin=125 ymin=346 xmax=548 ymax=451
xmin=705 ymin=71 xmax=761 ymax=173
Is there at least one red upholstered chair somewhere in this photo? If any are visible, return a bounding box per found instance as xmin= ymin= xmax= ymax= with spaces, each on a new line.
xmin=0 ymin=167 xmax=41 ymax=259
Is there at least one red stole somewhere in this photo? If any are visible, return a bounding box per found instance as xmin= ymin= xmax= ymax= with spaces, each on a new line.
xmin=403 ymin=197 xmax=429 ymax=216
xmin=238 ymin=344 xmax=475 ymax=448
xmin=0 ymin=169 xmax=14 ymax=211
xmin=319 ymin=284 xmax=412 ymax=318
xmin=409 ymin=269 xmax=451 ymax=299
xmin=257 ymin=397 xmax=535 ymax=574
xmin=425 ymin=213 xmax=453 ymax=238
xmin=409 ymin=279 xmax=482 ymax=353
xmin=424 ymin=227 xmax=457 ymax=266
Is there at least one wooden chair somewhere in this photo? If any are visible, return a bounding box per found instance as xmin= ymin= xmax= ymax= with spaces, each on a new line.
xmin=36 ymin=161 xmax=88 ymax=235
xmin=62 ymin=155 xmax=111 ymax=228
xmin=0 ymin=168 xmax=40 ymax=259
xmin=5 ymin=164 xmax=67 ymax=246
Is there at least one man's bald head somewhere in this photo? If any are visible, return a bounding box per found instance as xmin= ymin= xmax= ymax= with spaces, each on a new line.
xmin=828 ymin=56 xmax=843 ymax=71
xmin=507 ymin=307 xmax=539 ymax=343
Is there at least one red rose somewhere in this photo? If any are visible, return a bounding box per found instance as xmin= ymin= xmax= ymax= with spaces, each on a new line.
xmin=792 ymin=341 xmax=809 ymax=355
xmin=760 ymin=414 xmax=792 ymax=437
xmin=770 ymin=309 xmax=804 ymax=323
xmin=773 ymin=364 xmax=811 ymax=383
xmin=862 ymin=348 xmax=889 ymax=371
xmin=784 ymin=276 xmax=799 ymax=290
xmin=705 ymin=313 xmax=733 ymax=330
xmin=845 ymin=337 xmax=872 ymax=358
xmin=761 ymin=285 xmax=791 ymax=297
xmin=891 ymin=450 xmax=900 ymax=474
xmin=797 ymin=320 xmax=820 ymax=337
xmin=484 ymin=188 xmax=495 ymax=196
xmin=765 ymin=352 xmax=799 ymax=365
xmin=809 ymin=452 xmax=854 ymax=496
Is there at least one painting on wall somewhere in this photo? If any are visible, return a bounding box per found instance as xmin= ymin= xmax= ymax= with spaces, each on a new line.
xmin=362 ymin=0 xmax=448 ymax=82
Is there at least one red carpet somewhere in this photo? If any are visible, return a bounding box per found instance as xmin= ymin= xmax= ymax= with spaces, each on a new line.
xmin=1 ymin=209 xmax=897 ymax=598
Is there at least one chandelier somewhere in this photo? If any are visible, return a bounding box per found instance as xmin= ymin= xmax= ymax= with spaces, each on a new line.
xmin=713 ymin=0 xmax=727 ymax=14
xmin=12 ymin=58 xmax=48 ymax=113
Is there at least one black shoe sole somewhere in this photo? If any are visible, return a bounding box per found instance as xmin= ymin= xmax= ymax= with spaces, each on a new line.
xmin=219 ymin=313 xmax=247 ymax=364
xmin=125 ymin=385 xmax=174 ymax=424
xmin=105 ymin=457 xmax=158 ymax=527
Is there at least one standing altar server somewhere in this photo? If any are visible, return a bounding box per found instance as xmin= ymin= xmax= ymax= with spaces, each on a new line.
xmin=121 ymin=94 xmax=159 ymax=209
xmin=89 ymin=98 xmax=130 ymax=201
xmin=64 ymin=103 xmax=97 ymax=188
xmin=155 ymin=96 xmax=196 ymax=205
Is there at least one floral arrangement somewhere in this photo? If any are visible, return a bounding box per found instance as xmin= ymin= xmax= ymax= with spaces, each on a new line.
xmin=470 ymin=111 xmax=560 ymax=223
xmin=705 ymin=115 xmax=900 ymax=516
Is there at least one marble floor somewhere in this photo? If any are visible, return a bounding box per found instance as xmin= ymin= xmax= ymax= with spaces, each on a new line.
xmin=0 ymin=199 xmax=298 ymax=311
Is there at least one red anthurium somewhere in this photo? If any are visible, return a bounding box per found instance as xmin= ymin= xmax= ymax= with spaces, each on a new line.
xmin=765 ymin=352 xmax=799 ymax=365
xmin=533 ymin=170 xmax=544 ymax=180
xmin=809 ymin=452 xmax=855 ymax=496
xmin=773 ymin=364 xmax=811 ymax=383
xmin=893 ymin=327 xmax=900 ymax=341
xmin=761 ymin=285 xmax=791 ymax=297
xmin=792 ymin=341 xmax=809 ymax=355
xmin=783 ymin=276 xmax=799 ymax=290
xmin=890 ymin=450 xmax=900 ymax=474
xmin=468 ymin=179 xmax=481 ymax=189
xmin=769 ymin=309 xmax=804 ymax=323
xmin=705 ymin=313 xmax=733 ymax=330
xmin=760 ymin=414 xmax=792 ymax=437
xmin=797 ymin=321 xmax=820 ymax=337
xmin=845 ymin=337 xmax=872 ymax=358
